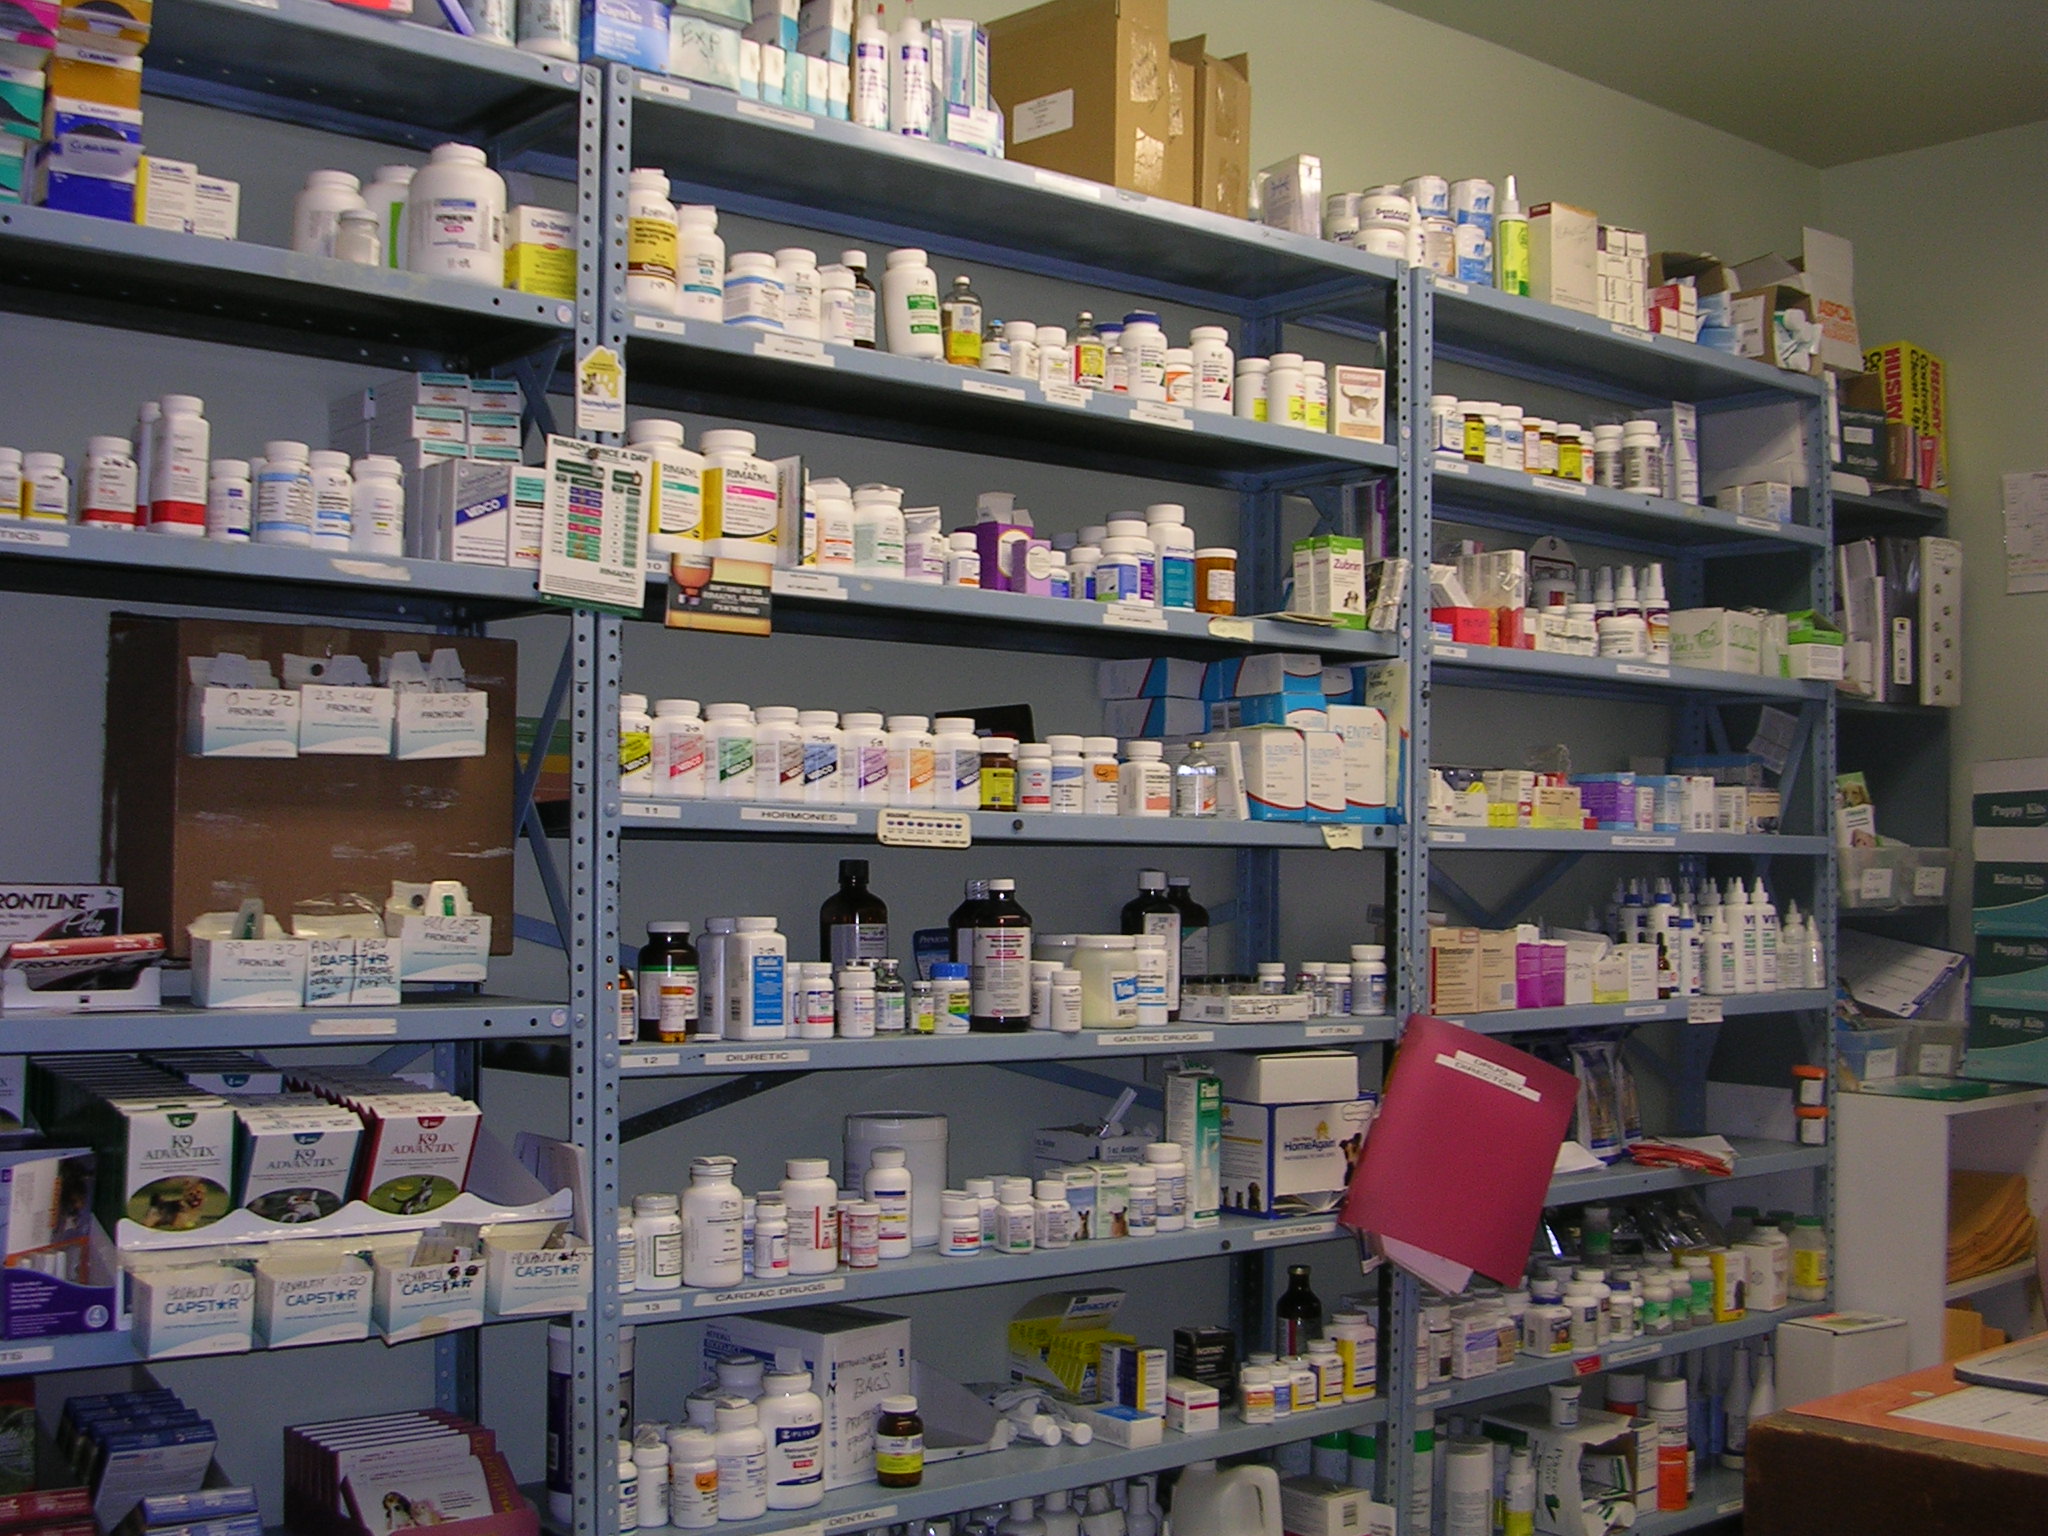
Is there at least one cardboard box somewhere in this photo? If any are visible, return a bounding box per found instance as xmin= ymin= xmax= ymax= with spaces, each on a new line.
xmin=1776 ymin=1313 xmax=1910 ymax=1408
xmin=1210 ymin=1051 xmax=1360 ymax=1105
xmin=1219 ymin=1096 xmax=1374 ymax=1218
xmin=580 ymin=0 xmax=668 ymax=70
xmin=109 ymin=619 xmax=515 ymax=958
xmin=254 ymin=1254 xmax=373 ymax=1348
xmin=1164 ymin=1374 xmax=1219 ymax=1434
xmin=1528 ymin=202 xmax=1597 ymax=315
xmin=1668 ymin=607 xmax=1763 ymax=673
xmin=988 ymin=0 xmax=1172 ymax=198
xmin=1280 ymin=1476 xmax=1384 ymax=1536
xmin=371 ymin=1249 xmax=482 ymax=1342
xmin=704 ymin=1307 xmax=910 ymax=1490
xmin=1428 ymin=926 xmax=1481 ymax=1014
xmin=129 ymin=1262 xmax=255 ymax=1358
xmin=1864 ymin=341 xmax=1947 ymax=493
xmin=1170 ymin=35 xmax=1248 ymax=217
xmin=1223 ymin=727 xmax=1306 ymax=821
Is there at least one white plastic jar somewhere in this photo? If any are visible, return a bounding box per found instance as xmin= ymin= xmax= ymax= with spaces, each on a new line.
xmin=851 ymin=483 xmax=906 ymax=577
xmin=406 ymin=143 xmax=507 ymax=285
xmin=724 ymin=252 xmax=785 ymax=331
xmin=1163 ymin=347 xmax=1194 ymax=407
xmin=1622 ymin=419 xmax=1662 ymax=493
xmin=1430 ymin=394 xmax=1461 ymax=456
xmin=150 ymin=393 xmax=209 ymax=534
xmin=704 ymin=703 xmax=756 ymax=799
xmin=350 ymin=455 xmax=405 ymax=554
xmin=775 ymin=247 xmax=822 ymax=340
xmin=712 ymin=1401 xmax=768 ymax=1522
xmin=1046 ymin=734 xmax=1086 ymax=814
xmin=626 ymin=418 xmax=705 ymax=552
xmin=881 ymin=247 xmax=942 ymax=357
xmin=1094 ymin=537 xmax=1149 ymax=605
xmin=1075 ymin=935 xmax=1139 ymax=1028
xmin=753 ymin=706 xmax=803 ymax=801
xmin=1082 ymin=736 xmax=1121 ymax=815
xmin=885 ymin=714 xmax=936 ymax=807
xmin=1235 ymin=357 xmax=1270 ymax=421
xmin=681 ymin=1155 xmax=744 ymax=1288
xmin=675 ymin=205 xmax=725 ymax=321
xmin=654 ymin=699 xmax=707 ymax=799
xmin=818 ymin=264 xmax=857 ymax=346
xmin=1499 ymin=404 xmax=1525 ymax=467
xmin=625 ymin=167 xmax=679 ymax=311
xmin=1189 ymin=326 xmax=1233 ymax=413
xmin=781 ymin=1158 xmax=838 ymax=1275
xmin=931 ymin=717 xmax=981 ymax=810
xmin=1267 ymin=353 xmax=1307 ymax=426
xmin=757 ymin=1365 xmax=825 ymax=1510
xmin=1593 ymin=424 xmax=1625 ymax=488
xmin=1017 ymin=742 xmax=1053 ymax=812
xmin=205 ymin=458 xmax=252 ymax=542
xmin=619 ymin=694 xmax=653 ymax=794
xmin=79 ymin=436 xmax=137 ymax=529
xmin=1002 ymin=319 xmax=1038 ymax=383
xmin=811 ymin=478 xmax=855 ymax=567
xmin=1304 ymin=360 xmax=1329 ymax=432
xmin=293 ymin=169 xmax=366 ymax=259
xmin=863 ymin=1146 xmax=914 ymax=1259
xmin=841 ymin=711 xmax=890 ymax=803
xmin=1145 ymin=504 xmax=1196 ymax=610
xmin=1145 ymin=1141 xmax=1187 ymax=1231
xmin=727 ymin=916 xmax=787 ymax=1039
xmin=835 ymin=963 xmax=876 ymax=1039
xmin=666 ymin=1427 xmax=718 ymax=1530
xmin=797 ymin=709 xmax=842 ymax=803
xmin=361 ymin=164 xmax=416 ymax=268
xmin=631 ymin=1191 xmax=683 ymax=1290
xmin=515 ymin=0 xmax=575 ymax=58
xmin=1119 ymin=740 xmax=1171 ymax=817
xmin=254 ymin=440 xmax=314 ymax=546
xmin=308 ymin=449 xmax=355 ymax=548
xmin=946 ymin=530 xmax=981 ymax=586
xmin=1119 ymin=310 xmax=1168 ymax=400
xmin=701 ymin=429 xmax=778 ymax=545
xmin=939 ymin=1192 xmax=980 ymax=1256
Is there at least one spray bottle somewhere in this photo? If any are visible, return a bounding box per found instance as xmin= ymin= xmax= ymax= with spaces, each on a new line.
xmin=1495 ymin=174 xmax=1530 ymax=297
xmin=1642 ymin=563 xmax=1670 ymax=663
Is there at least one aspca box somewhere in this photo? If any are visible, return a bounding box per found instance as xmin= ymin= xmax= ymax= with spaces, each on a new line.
xmin=1219 ymin=1096 xmax=1375 ymax=1219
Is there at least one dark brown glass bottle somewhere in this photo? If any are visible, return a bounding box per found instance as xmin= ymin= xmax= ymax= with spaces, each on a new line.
xmin=819 ymin=858 xmax=888 ymax=966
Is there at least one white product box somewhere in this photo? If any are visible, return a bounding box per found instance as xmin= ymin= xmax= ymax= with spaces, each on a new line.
xmin=1324 ymin=704 xmax=1389 ymax=815
xmin=1301 ymin=728 xmax=1346 ymax=818
xmin=705 ymin=1307 xmax=911 ymax=1491
xmin=254 ymin=1255 xmax=373 ymax=1347
xmin=1031 ymin=1125 xmax=1153 ymax=1174
xmin=1775 ymin=1312 xmax=1909 ymax=1409
xmin=1077 ymin=1403 xmax=1161 ymax=1448
xmin=1258 ymin=153 xmax=1322 ymax=237
xmin=1164 ymin=1067 xmax=1221 ymax=1228
xmin=186 ymin=687 xmax=299 ymax=758
xmin=1714 ymin=481 xmax=1794 ymax=523
xmin=1224 ymin=727 xmax=1306 ymax=821
xmin=394 ymin=913 xmax=488 ymax=985
xmin=235 ymin=1100 xmax=361 ymax=1217
xmin=1164 ymin=1376 xmax=1220 ymax=1435
xmin=129 ymin=1262 xmax=256 ymax=1358
xmin=1210 ymin=1051 xmax=1360 ymax=1105
xmin=483 ymin=1241 xmax=591 ymax=1316
xmin=466 ymin=410 xmax=522 ymax=449
xmin=372 ymin=1252 xmax=484 ymax=1342
xmin=391 ymin=690 xmax=488 ymax=760
xmin=1528 ymin=202 xmax=1598 ymax=315
xmin=1665 ymin=402 xmax=1700 ymax=504
xmin=1668 ymin=607 xmax=1763 ymax=673
xmin=1205 ymin=653 xmax=1324 ymax=697
xmin=1097 ymin=657 xmax=1205 ymax=699
xmin=1101 ymin=697 xmax=1207 ymax=739
xmin=1292 ymin=536 xmax=1366 ymax=628
xmin=1920 ymin=536 xmax=1962 ymax=706
xmin=1330 ymin=365 xmax=1386 ymax=442
xmin=297 ymin=684 xmax=395 ymax=755
xmin=189 ymin=936 xmax=310 ymax=1009
xmin=135 ymin=155 xmax=198 ymax=233
xmin=1280 ymin=1477 xmax=1377 ymax=1536
xmin=1624 ymin=945 xmax=1656 ymax=1002
xmin=192 ymin=174 xmax=238 ymax=239
xmin=1219 ymin=1096 xmax=1376 ymax=1218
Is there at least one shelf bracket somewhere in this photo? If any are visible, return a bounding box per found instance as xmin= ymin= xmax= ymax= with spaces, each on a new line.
xmin=504 ymin=338 xmax=566 ymax=444
xmin=516 ymin=633 xmax=576 ymax=827
xmin=521 ymin=803 xmax=575 ymax=955
xmin=620 ymin=1072 xmax=812 ymax=1143
xmin=996 ymin=1061 xmax=1163 ymax=1110
xmin=1424 ymin=863 xmax=1493 ymax=928
xmin=371 ymin=1043 xmax=434 ymax=1075
xmin=1482 ymin=852 xmax=1587 ymax=930
xmin=514 ymin=912 xmax=568 ymax=951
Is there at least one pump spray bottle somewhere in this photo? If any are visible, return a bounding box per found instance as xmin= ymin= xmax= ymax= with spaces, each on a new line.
xmin=887 ymin=4 xmax=929 ymax=138
xmin=1495 ymin=175 xmax=1530 ymax=297
xmin=1642 ymin=563 xmax=1671 ymax=662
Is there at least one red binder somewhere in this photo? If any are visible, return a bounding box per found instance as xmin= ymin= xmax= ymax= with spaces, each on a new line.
xmin=1341 ymin=1015 xmax=1577 ymax=1285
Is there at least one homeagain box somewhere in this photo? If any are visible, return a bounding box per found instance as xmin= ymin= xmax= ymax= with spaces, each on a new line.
xmin=1219 ymin=1096 xmax=1377 ymax=1219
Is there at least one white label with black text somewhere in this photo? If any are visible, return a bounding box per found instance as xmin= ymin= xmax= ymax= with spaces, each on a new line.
xmin=703 ymin=1048 xmax=811 ymax=1066
xmin=1208 ymin=616 xmax=1255 ymax=643
xmin=1542 ymin=478 xmax=1589 ymax=496
xmin=309 ymin=1017 xmax=400 ymax=1037
xmin=1611 ymin=322 xmax=1653 ymax=343
xmin=822 ymin=1509 xmax=900 ymax=1534
xmin=621 ymin=1052 xmax=679 ymax=1071
xmin=1688 ymin=998 xmax=1725 ymax=1024
xmin=1435 ymin=279 xmax=1468 ymax=295
xmin=630 ymin=801 xmax=682 ymax=820
xmin=1624 ymin=1004 xmax=1666 ymax=1019
xmin=756 ymin=334 xmax=833 ymax=366
xmin=1102 ymin=602 xmax=1169 ymax=631
xmin=633 ymin=313 xmax=685 ymax=336
xmin=1432 ymin=830 xmax=1468 ymax=843
xmin=694 ymin=1277 xmax=846 ymax=1308
xmin=772 ymin=569 xmax=847 ymax=600
xmin=1042 ymin=381 xmax=1087 ymax=408
xmin=0 ymin=526 xmax=69 ymax=548
xmin=1436 ymin=644 xmax=1469 ymax=659
xmin=640 ymin=78 xmax=690 ymax=102
xmin=1321 ymin=825 xmax=1365 ymax=849
xmin=736 ymin=100 xmax=813 ymax=130
xmin=1094 ymin=1030 xmax=1213 ymax=1048
xmin=740 ymin=805 xmax=858 ymax=827
xmin=1130 ymin=401 xmax=1192 ymax=429
xmin=1253 ymin=1219 xmax=1340 ymax=1244
xmin=876 ymin=810 xmax=972 ymax=848
xmin=1435 ymin=457 xmax=1469 ymax=474
xmin=1307 ymin=1022 xmax=1367 ymax=1038
xmin=1612 ymin=834 xmax=1676 ymax=847
xmin=962 ymin=378 xmax=1026 ymax=401
xmin=1616 ymin=664 xmax=1670 ymax=679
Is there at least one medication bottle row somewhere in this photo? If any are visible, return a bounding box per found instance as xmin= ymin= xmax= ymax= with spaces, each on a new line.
xmin=1431 ymin=394 xmax=1681 ymax=495
xmin=290 ymin=145 xmax=529 ymax=288
xmin=618 ymin=698 xmax=1226 ymax=818
xmin=0 ymin=400 xmax=405 ymax=552
xmin=1603 ymin=876 xmax=1827 ymax=996
xmin=1319 ymin=173 xmax=1530 ymax=294
xmin=620 ymin=1141 xmax=1195 ymax=1295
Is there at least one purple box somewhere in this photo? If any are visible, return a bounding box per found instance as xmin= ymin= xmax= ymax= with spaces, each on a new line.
xmin=1540 ymin=941 xmax=1567 ymax=1006
xmin=1574 ymin=775 xmax=1637 ymax=830
xmin=1515 ymin=943 xmax=1544 ymax=1008
xmin=972 ymin=520 xmax=1032 ymax=592
xmin=0 ymin=0 xmax=57 ymax=48
xmin=1013 ymin=537 xmax=1054 ymax=595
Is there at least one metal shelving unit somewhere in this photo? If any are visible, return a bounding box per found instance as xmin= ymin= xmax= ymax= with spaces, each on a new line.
xmin=0 ymin=14 xmax=1857 ymax=1531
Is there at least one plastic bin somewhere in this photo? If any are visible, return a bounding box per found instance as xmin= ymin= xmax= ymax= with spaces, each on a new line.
xmin=1837 ymin=1022 xmax=1910 ymax=1088
xmin=1905 ymin=1020 xmax=1967 ymax=1078
xmin=1840 ymin=845 xmax=1952 ymax=911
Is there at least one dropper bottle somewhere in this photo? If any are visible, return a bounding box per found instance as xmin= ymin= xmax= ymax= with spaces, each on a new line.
xmin=1642 ymin=563 xmax=1671 ymax=663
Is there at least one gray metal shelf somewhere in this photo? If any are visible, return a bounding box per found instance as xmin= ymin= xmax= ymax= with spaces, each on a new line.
xmin=1427 ymin=277 xmax=1825 ymax=405
xmin=1832 ymin=484 xmax=1947 ymax=535
xmin=618 ymin=1017 xmax=1398 ymax=1076
xmin=625 ymin=310 xmax=1399 ymax=490
xmin=0 ymin=1312 xmax=547 ymax=1379
xmin=1426 ymin=828 xmax=1830 ymax=855
xmin=1432 ymin=457 xmax=1827 ymax=551
xmin=0 ymin=204 xmax=572 ymax=368
xmin=0 ymin=521 xmax=548 ymax=625
xmin=147 ymin=0 xmax=580 ymax=163
xmin=1419 ymin=1302 xmax=1828 ymax=1411
xmin=619 ymin=1215 xmax=1351 ymax=1322
xmin=0 ymin=996 xmax=566 ymax=1053
xmin=568 ymin=1398 xmax=1385 ymax=1536
xmin=1546 ymin=1138 xmax=1830 ymax=1205
xmin=1636 ymin=1465 xmax=1747 ymax=1534
xmin=617 ymin=799 xmax=1397 ymax=848
xmin=750 ymin=567 xmax=1402 ymax=662
xmin=622 ymin=69 xmax=1400 ymax=312
xmin=1431 ymin=641 xmax=1830 ymax=701
xmin=1433 ymin=990 xmax=1834 ymax=1037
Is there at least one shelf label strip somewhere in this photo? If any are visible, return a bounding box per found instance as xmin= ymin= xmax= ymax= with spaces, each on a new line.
xmin=736 ymin=100 xmax=814 ymax=130
xmin=1306 ymin=1023 xmax=1367 ymax=1039
xmin=1101 ymin=602 xmax=1168 ymax=631
xmin=0 ymin=526 xmax=69 ymax=548
xmin=740 ymin=806 xmax=858 ymax=827
xmin=961 ymin=378 xmax=1026 ymax=401
xmin=1094 ymin=1030 xmax=1214 ymax=1048
xmin=309 ymin=1017 xmax=399 ymax=1037
xmin=1252 ymin=1219 xmax=1339 ymax=1244
xmin=694 ymin=1277 xmax=846 ymax=1308
xmin=703 ymin=1047 xmax=811 ymax=1066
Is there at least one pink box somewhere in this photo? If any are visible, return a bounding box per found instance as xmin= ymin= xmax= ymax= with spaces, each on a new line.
xmin=1011 ymin=537 xmax=1054 ymax=595
xmin=1516 ymin=944 xmax=1544 ymax=1009
xmin=1540 ymin=941 xmax=1567 ymax=1006
xmin=2 ymin=0 xmax=58 ymax=47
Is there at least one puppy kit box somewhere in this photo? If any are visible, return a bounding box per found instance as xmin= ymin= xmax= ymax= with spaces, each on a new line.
xmin=1219 ymin=1094 xmax=1376 ymax=1219
xmin=704 ymin=1306 xmax=911 ymax=1490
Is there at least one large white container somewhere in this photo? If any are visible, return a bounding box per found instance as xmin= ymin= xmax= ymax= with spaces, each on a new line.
xmin=406 ymin=143 xmax=508 ymax=285
xmin=1171 ymin=1462 xmax=1281 ymax=1536
xmin=843 ymin=1111 xmax=947 ymax=1248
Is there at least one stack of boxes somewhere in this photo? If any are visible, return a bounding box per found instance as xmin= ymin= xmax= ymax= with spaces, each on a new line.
xmin=1430 ymin=924 xmax=1668 ymax=1014
xmin=1595 ymin=224 xmax=1648 ymax=332
xmin=1833 ymin=534 xmax=1961 ymax=704
xmin=1969 ymin=759 xmax=2048 ymax=1083
xmin=1427 ymin=762 xmax=1766 ymax=836
xmin=1097 ymin=652 xmax=1394 ymax=826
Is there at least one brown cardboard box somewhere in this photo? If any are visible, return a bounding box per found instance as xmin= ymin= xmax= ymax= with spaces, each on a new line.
xmin=104 ymin=615 xmax=516 ymax=958
xmin=1159 ymin=50 xmax=1194 ymax=206
xmin=988 ymin=0 xmax=1172 ymax=197
xmin=1428 ymin=926 xmax=1481 ymax=1015
xmin=1747 ymin=1364 xmax=2048 ymax=1536
xmin=1475 ymin=931 xmax=1519 ymax=1013
xmin=1172 ymin=35 xmax=1249 ymax=217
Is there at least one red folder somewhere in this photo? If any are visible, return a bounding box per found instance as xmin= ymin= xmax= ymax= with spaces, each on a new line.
xmin=1340 ymin=1015 xmax=1577 ymax=1284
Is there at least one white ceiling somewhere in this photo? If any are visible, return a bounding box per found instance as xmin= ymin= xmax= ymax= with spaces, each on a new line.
xmin=1379 ymin=0 xmax=2048 ymax=167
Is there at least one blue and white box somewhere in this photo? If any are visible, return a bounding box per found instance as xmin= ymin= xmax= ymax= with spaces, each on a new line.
xmin=796 ymin=0 xmax=849 ymax=61
xmin=579 ymin=0 xmax=669 ymax=72
xmin=128 ymin=1263 xmax=255 ymax=1358
xmin=253 ymin=1254 xmax=372 ymax=1348
xmin=744 ymin=0 xmax=797 ymax=51
xmin=1097 ymin=657 xmax=1203 ymax=700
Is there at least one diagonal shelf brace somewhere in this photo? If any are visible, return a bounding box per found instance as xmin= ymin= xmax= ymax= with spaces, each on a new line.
xmin=622 ymin=1072 xmax=813 ymax=1143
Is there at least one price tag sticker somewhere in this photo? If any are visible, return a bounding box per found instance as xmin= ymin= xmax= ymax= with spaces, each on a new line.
xmin=1436 ymin=278 xmax=1469 ymax=294
xmin=961 ymin=378 xmax=1026 ymax=401
xmin=877 ymin=810 xmax=972 ymax=848
xmin=1130 ymin=401 xmax=1193 ymax=429
xmin=1101 ymin=602 xmax=1168 ymax=631
xmin=736 ymin=99 xmax=814 ymax=129
xmin=1321 ymin=824 xmax=1365 ymax=849
xmin=755 ymin=334 xmax=833 ymax=366
xmin=639 ymin=78 xmax=690 ymax=102
xmin=772 ymin=569 xmax=847 ymax=600
xmin=1208 ymin=616 xmax=1255 ymax=642
xmin=1435 ymin=458 xmax=1470 ymax=475
xmin=1436 ymin=644 xmax=1469 ymax=659
xmin=1688 ymin=998 xmax=1725 ymax=1024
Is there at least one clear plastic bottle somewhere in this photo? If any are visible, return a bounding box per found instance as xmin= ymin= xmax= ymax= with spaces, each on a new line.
xmin=1172 ymin=740 xmax=1219 ymax=819
xmin=941 ymin=275 xmax=983 ymax=366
